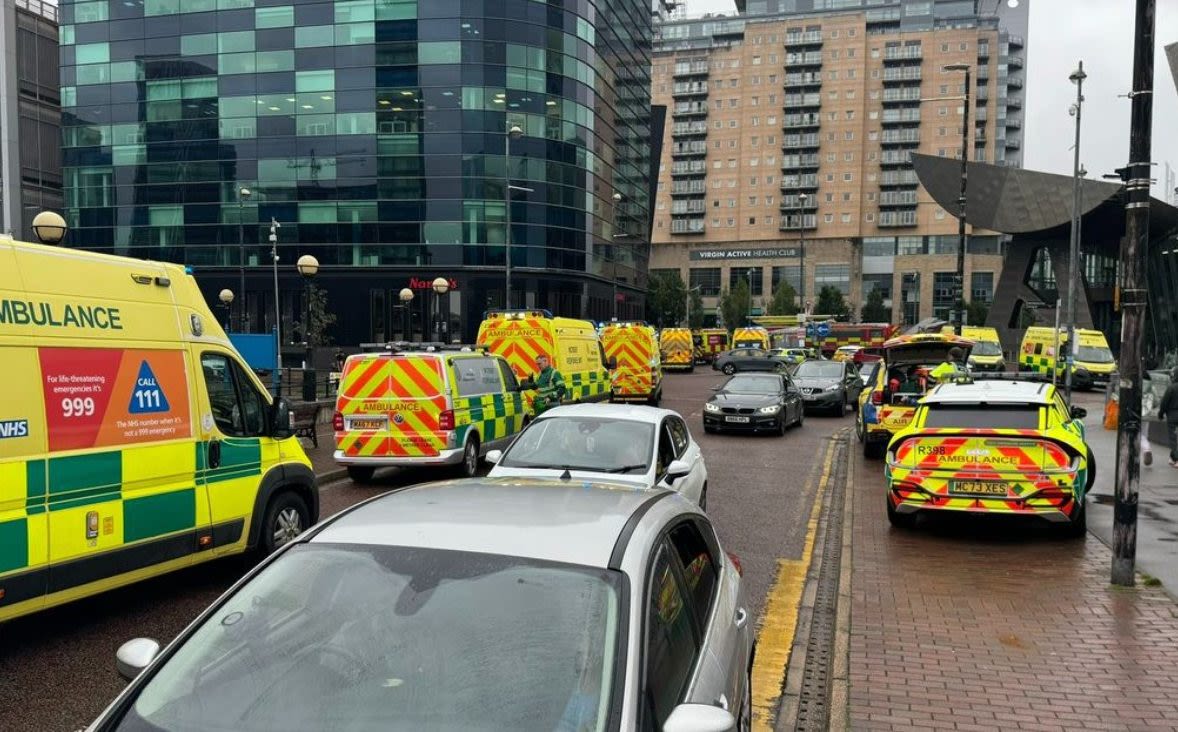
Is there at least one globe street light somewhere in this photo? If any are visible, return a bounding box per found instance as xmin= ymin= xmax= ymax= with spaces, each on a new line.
xmin=398 ymin=287 xmax=415 ymax=342
xmin=1064 ymin=60 xmax=1086 ymax=405
xmin=31 ymin=210 xmax=67 ymax=245
xmin=504 ymin=124 xmax=525 ymax=309
xmin=218 ymin=288 xmax=235 ymax=330
xmin=432 ymin=276 xmax=450 ymax=342
xmin=237 ymin=187 xmax=251 ymax=332
xmin=296 ymin=254 xmax=319 ymax=401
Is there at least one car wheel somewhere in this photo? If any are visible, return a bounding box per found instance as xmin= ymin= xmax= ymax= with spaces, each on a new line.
xmin=1086 ymin=448 xmax=1096 ymax=490
xmin=1063 ymin=497 xmax=1088 ymax=538
xmin=699 ymin=483 xmax=708 ymax=511
xmin=864 ymin=438 xmax=885 ymax=460
xmin=738 ymin=665 xmax=752 ymax=732
xmin=722 ymin=363 xmax=736 ymax=375
xmin=346 ymin=466 xmax=375 ymax=483
xmin=260 ymin=491 xmax=310 ymax=555
xmin=458 ymin=436 xmax=480 ymax=478
xmin=886 ymin=495 xmax=917 ymax=529
xmin=796 ymin=407 xmax=805 ymax=427
xmin=777 ymin=416 xmax=788 ymax=436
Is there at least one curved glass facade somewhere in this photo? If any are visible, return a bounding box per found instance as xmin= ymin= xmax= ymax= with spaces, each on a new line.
xmin=59 ymin=0 xmax=653 ymax=343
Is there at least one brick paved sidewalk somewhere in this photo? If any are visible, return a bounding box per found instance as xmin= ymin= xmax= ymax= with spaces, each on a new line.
xmin=844 ymin=449 xmax=1178 ymax=731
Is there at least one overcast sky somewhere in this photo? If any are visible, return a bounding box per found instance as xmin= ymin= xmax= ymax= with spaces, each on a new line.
xmin=682 ymin=0 xmax=1178 ymax=200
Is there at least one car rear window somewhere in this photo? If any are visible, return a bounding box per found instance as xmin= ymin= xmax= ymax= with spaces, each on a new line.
xmin=921 ymin=403 xmax=1041 ymax=430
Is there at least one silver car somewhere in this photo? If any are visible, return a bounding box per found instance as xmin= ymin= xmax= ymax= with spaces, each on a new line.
xmin=89 ymin=479 xmax=754 ymax=732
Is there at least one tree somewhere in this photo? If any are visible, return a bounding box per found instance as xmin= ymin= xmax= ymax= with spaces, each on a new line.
xmin=719 ymin=279 xmax=751 ymax=333
xmin=860 ymin=287 xmax=890 ymax=323
xmin=306 ymin=283 xmax=336 ymax=347
xmin=688 ymin=287 xmax=705 ymax=329
xmin=815 ymin=285 xmax=850 ymax=320
xmin=767 ymin=282 xmax=799 ymax=316
xmin=967 ymin=300 xmax=990 ymax=327
xmin=647 ymin=271 xmax=688 ymax=328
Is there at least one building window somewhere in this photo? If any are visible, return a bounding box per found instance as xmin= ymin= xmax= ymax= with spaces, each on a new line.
xmin=862 ymin=273 xmax=893 ymax=301
xmin=931 ymin=236 xmax=960 ymax=255
xmin=815 ymin=264 xmax=851 ymax=295
xmin=689 ymin=268 xmax=722 ymax=297
xmin=772 ymin=265 xmax=802 ymax=293
xmin=730 ymin=267 xmax=765 ymax=296
xmin=971 ymin=272 xmax=994 ymax=303
xmin=933 ymin=272 xmax=957 ymax=319
xmin=898 ymin=236 xmax=925 ymax=255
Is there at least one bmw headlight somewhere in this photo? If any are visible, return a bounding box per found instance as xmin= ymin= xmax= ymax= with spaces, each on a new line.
xmin=758 ymin=405 xmax=781 ymax=414
xmin=705 ymin=402 xmax=721 ymax=413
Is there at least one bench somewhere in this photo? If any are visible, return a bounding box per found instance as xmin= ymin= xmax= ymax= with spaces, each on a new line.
xmin=291 ymin=402 xmax=325 ymax=448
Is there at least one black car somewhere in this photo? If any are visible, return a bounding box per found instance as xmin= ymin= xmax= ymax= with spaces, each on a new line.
xmin=711 ymin=348 xmax=789 ymax=375
xmin=703 ymin=372 xmax=804 ymax=435
xmin=792 ymin=359 xmax=863 ymax=415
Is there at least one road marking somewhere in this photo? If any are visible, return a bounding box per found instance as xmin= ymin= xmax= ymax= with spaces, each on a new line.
xmin=751 ymin=431 xmax=841 ymax=732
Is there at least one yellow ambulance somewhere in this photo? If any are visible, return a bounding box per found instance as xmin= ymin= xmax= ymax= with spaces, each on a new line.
xmin=943 ymin=325 xmax=1006 ymax=372
xmin=659 ymin=327 xmax=695 ymax=372
xmin=476 ymin=310 xmax=609 ymax=414
xmin=1018 ymin=326 xmax=1116 ymax=389
xmin=0 ymin=237 xmax=317 ymax=623
xmin=602 ymin=321 xmax=663 ymax=405
xmin=732 ymin=326 xmax=771 ymax=350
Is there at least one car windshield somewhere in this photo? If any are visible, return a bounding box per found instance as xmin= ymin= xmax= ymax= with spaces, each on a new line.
xmin=859 ymin=364 xmax=876 ymax=378
xmin=795 ymin=361 xmax=844 ymax=378
xmin=1077 ymin=345 xmax=1114 ymax=364
xmin=721 ymin=374 xmax=782 ymax=395
xmin=921 ymin=403 xmax=1041 ymax=430
xmin=971 ymin=342 xmax=1002 ymax=356
xmin=499 ymin=416 xmax=654 ymax=472
xmin=114 ymin=544 xmax=621 ymax=732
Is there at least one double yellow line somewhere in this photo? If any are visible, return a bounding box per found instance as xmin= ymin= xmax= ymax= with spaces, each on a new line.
xmin=750 ymin=432 xmax=843 ymax=731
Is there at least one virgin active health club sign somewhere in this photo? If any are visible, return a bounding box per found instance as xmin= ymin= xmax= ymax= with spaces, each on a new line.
xmin=689 ymin=247 xmax=800 ymax=261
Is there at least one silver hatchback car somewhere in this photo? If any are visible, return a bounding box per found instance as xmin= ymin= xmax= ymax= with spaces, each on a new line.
xmin=88 ymin=479 xmax=754 ymax=732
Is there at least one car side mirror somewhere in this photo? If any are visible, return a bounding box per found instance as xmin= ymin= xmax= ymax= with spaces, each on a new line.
xmin=663 ymin=703 xmax=737 ymax=732
xmin=518 ymin=378 xmax=536 ymax=390
xmin=666 ymin=459 xmax=691 ymax=482
xmin=116 ymin=637 xmax=160 ymax=682
xmin=1071 ymin=406 xmax=1088 ymax=420
xmin=485 ymin=449 xmax=502 ymax=465
xmin=270 ymin=397 xmax=295 ymax=439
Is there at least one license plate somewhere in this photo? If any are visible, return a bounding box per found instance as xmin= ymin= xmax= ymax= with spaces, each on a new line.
xmin=949 ymin=481 xmax=1010 ymax=496
xmin=725 ymin=416 xmax=750 ymax=423
xmin=349 ymin=418 xmax=386 ymax=430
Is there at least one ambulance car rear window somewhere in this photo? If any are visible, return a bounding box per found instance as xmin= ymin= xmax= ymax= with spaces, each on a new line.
xmin=922 ymin=404 xmax=1040 ymax=430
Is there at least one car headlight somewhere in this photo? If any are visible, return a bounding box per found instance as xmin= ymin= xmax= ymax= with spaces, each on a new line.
xmin=705 ymin=402 xmax=721 ymax=413
xmin=758 ymin=405 xmax=781 ymax=414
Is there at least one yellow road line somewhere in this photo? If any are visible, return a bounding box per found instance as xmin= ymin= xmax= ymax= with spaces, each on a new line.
xmin=751 ymin=432 xmax=841 ymax=732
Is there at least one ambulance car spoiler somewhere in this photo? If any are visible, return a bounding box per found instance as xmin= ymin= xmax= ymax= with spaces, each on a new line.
xmin=358 ymin=341 xmax=489 ymax=354
xmin=482 ymin=309 xmax=554 ymax=320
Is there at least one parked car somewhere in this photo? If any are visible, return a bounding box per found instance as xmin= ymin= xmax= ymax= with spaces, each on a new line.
xmin=832 ymin=345 xmax=862 ymax=362
xmin=90 ymin=480 xmax=754 ymax=732
xmin=858 ymin=361 xmax=879 ymax=388
xmin=793 ymin=359 xmax=863 ymax=415
xmin=487 ymin=404 xmax=708 ymax=508
xmin=769 ymin=347 xmax=808 ymax=365
xmin=712 ymin=347 xmax=789 ymax=375
xmin=703 ymin=372 xmax=805 ymax=435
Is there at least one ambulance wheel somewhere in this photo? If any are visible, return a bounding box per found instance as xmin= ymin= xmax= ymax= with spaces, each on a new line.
xmin=261 ymin=492 xmax=310 ymax=555
xmin=1086 ymin=449 xmax=1096 ymax=490
xmin=722 ymin=364 xmax=736 ymax=375
xmin=459 ymin=437 xmax=480 ymax=478
xmin=864 ymin=439 xmax=885 ymax=460
xmin=346 ymin=466 xmax=375 ymax=483
xmin=886 ymin=497 xmax=916 ymax=529
xmin=1063 ymin=498 xmax=1088 ymax=538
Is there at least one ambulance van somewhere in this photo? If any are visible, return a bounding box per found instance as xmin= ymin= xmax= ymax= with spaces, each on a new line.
xmin=1019 ymin=326 xmax=1116 ymax=389
xmin=0 ymin=238 xmax=317 ymax=623
xmin=732 ymin=326 xmax=771 ymax=350
xmin=476 ymin=310 xmax=610 ymax=414
xmin=602 ymin=321 xmax=663 ymax=405
xmin=659 ymin=327 xmax=695 ymax=372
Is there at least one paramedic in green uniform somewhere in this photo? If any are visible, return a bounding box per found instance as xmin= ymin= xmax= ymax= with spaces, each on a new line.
xmin=531 ymin=354 xmax=567 ymax=415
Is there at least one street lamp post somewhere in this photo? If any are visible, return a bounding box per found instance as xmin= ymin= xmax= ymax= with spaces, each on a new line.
xmin=237 ymin=187 xmax=251 ymax=332
xmin=296 ymin=254 xmax=319 ymax=401
xmin=943 ymin=64 xmax=972 ymax=336
xmin=398 ymin=287 xmax=414 ymax=341
xmin=612 ymin=192 xmax=624 ymax=318
xmin=746 ymin=269 xmax=755 ymax=326
xmin=1064 ymin=60 xmax=1086 ymax=406
xmin=432 ymin=276 xmax=450 ymax=342
xmin=269 ymin=218 xmax=282 ymax=396
xmin=218 ymin=289 xmax=234 ymax=330
xmin=504 ymin=124 xmax=524 ymax=309
xmin=797 ymin=192 xmax=808 ymax=306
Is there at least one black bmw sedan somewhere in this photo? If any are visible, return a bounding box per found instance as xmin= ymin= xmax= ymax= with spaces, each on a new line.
xmin=703 ymin=372 xmax=804 ymax=435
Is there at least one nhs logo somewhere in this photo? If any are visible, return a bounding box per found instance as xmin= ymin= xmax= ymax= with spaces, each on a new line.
xmin=0 ymin=419 xmax=29 ymax=439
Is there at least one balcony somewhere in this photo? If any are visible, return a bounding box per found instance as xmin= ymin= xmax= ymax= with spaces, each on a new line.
xmin=670 ymin=200 xmax=706 ymax=215
xmin=1005 ymin=137 xmax=1021 ymax=149
xmin=977 ymin=44 xmax=990 ymax=59
xmin=784 ymin=92 xmax=822 ymax=109
xmin=671 ymin=141 xmax=708 ymax=157
xmin=670 ymin=180 xmax=707 ymax=196
xmin=881 ymin=129 xmax=921 ymax=145
xmin=780 ymin=194 xmax=818 ymax=210
xmin=881 ymin=108 xmax=921 ymax=124
xmin=780 ymin=173 xmax=820 ymax=190
xmin=1008 ymin=35 xmax=1024 ymax=49
xmin=879 ymin=190 xmax=918 ymax=206
xmin=785 ymin=51 xmax=823 ymax=67
xmin=673 ymin=62 xmax=709 ymax=77
xmin=672 ymin=101 xmax=708 ymax=116
xmin=780 ymin=153 xmax=821 ymax=170
xmin=878 ymin=210 xmax=917 ymax=228
xmin=779 ymin=213 xmax=818 ymax=231
xmin=671 ymin=121 xmax=709 ymax=137
xmin=1008 ymin=54 xmax=1024 ymax=69
xmin=671 ymin=218 xmax=706 ymax=235
xmin=882 ymin=67 xmax=923 ymax=84
xmin=974 ymin=129 xmax=986 ymax=142
xmin=879 ymin=169 xmax=919 ymax=187
xmin=784 ymin=72 xmax=823 ymax=88
xmin=879 ymin=149 xmax=913 ymax=166
xmin=783 ymin=112 xmax=822 ymax=129
xmin=976 ymin=87 xmax=989 ymax=101
xmin=784 ymin=31 xmax=823 ymax=47
xmin=672 ymin=81 xmax=708 ymax=97
xmin=1006 ymin=95 xmax=1022 ymax=109
xmin=670 ymin=160 xmax=707 ymax=176
xmin=881 ymin=87 xmax=922 ymax=105
xmin=1007 ymin=75 xmax=1024 ymax=89
xmin=1005 ymin=116 xmax=1022 ymax=129
xmin=782 ymin=133 xmax=821 ymax=150
xmin=975 ymin=107 xmax=988 ymax=121
xmin=883 ymin=45 xmax=922 ymax=62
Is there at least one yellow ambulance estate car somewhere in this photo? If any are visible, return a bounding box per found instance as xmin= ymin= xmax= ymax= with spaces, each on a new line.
xmin=601 ymin=321 xmax=663 ymax=405
xmin=476 ymin=309 xmax=609 ymax=413
xmin=857 ymin=332 xmax=973 ymax=459
xmin=1019 ymin=326 xmax=1116 ymax=390
xmin=659 ymin=327 xmax=695 ymax=372
xmin=0 ymin=237 xmax=316 ymax=623
xmin=884 ymin=378 xmax=1093 ymax=536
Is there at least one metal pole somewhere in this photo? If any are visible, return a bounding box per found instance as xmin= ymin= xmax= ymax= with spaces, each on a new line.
xmin=1052 ymin=299 xmax=1061 ymax=387
xmin=238 ymin=199 xmax=245 ymax=332
xmin=955 ymin=68 xmax=971 ymax=335
xmin=270 ymin=219 xmax=282 ymax=396
xmin=304 ymin=278 xmax=313 ymax=369
xmin=1065 ymin=61 xmax=1085 ymax=406
xmin=798 ymin=194 xmax=807 ymax=303
xmin=504 ymin=131 xmax=512 ymax=310
xmin=1113 ymin=0 xmax=1155 ymax=587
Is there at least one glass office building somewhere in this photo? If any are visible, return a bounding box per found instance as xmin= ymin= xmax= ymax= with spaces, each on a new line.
xmin=59 ymin=0 xmax=654 ymax=345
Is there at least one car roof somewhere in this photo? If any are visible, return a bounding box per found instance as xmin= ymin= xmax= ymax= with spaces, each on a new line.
xmin=924 ymin=379 xmax=1054 ymax=405
xmin=308 ymin=478 xmax=668 ymax=568
xmin=538 ymin=402 xmax=678 ymax=422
